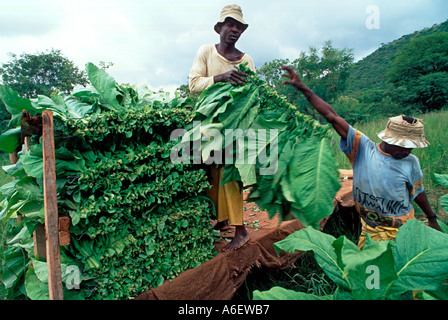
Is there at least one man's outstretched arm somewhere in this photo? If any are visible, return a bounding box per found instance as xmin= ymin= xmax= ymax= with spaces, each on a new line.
xmin=282 ymin=65 xmax=350 ymax=140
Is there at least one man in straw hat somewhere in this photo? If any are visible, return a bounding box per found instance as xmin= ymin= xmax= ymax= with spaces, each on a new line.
xmin=188 ymin=4 xmax=255 ymax=251
xmin=281 ymin=65 xmax=442 ymax=249
xmin=189 ymin=4 xmax=255 ymax=93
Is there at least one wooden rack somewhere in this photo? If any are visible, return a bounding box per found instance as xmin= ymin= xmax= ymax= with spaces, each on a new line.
xmin=41 ymin=110 xmax=64 ymax=300
xmin=13 ymin=110 xmax=64 ymax=300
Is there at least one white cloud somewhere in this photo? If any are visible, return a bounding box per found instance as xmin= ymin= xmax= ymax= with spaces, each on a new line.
xmin=0 ymin=0 xmax=447 ymax=93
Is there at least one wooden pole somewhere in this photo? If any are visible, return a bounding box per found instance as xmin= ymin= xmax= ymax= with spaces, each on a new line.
xmin=42 ymin=110 xmax=64 ymax=300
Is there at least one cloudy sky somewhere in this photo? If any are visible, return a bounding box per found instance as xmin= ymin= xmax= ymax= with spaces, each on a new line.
xmin=0 ymin=0 xmax=447 ymax=92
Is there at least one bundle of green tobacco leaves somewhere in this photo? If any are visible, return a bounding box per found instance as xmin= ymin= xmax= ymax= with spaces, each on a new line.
xmin=181 ymin=63 xmax=341 ymax=227
xmin=0 ymin=63 xmax=215 ymax=300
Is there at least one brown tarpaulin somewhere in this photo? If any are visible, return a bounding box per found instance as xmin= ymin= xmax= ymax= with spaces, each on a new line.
xmin=135 ymin=170 xmax=354 ymax=300
xmin=136 ymin=218 xmax=309 ymax=300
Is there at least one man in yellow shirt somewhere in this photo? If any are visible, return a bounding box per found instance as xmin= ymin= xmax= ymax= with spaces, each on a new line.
xmin=189 ymin=4 xmax=255 ymax=251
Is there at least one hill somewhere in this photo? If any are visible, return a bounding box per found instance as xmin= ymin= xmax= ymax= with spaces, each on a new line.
xmin=345 ymin=19 xmax=448 ymax=95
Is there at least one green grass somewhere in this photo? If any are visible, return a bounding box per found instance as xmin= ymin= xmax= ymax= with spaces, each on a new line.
xmin=232 ymin=251 xmax=337 ymax=301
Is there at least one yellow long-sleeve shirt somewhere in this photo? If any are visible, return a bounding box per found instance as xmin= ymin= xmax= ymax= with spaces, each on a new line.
xmin=188 ymin=43 xmax=255 ymax=226
xmin=188 ymin=44 xmax=256 ymax=93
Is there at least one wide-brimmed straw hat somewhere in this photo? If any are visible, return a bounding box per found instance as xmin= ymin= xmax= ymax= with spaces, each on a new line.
xmin=214 ymin=4 xmax=248 ymax=34
xmin=377 ymin=115 xmax=429 ymax=149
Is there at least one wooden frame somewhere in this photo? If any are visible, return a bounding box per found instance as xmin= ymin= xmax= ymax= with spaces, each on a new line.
xmin=42 ymin=110 xmax=64 ymax=300
xmin=14 ymin=110 xmax=64 ymax=300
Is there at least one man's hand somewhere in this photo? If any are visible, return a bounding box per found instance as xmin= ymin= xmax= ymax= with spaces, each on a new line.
xmin=281 ymin=65 xmax=307 ymax=91
xmin=281 ymin=65 xmax=350 ymax=140
xmin=414 ymin=192 xmax=443 ymax=232
xmin=214 ymin=70 xmax=248 ymax=86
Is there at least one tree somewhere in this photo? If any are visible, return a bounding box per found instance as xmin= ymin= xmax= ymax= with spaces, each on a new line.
xmin=257 ymin=41 xmax=354 ymax=118
xmin=0 ymin=49 xmax=88 ymax=98
xmin=0 ymin=49 xmax=88 ymax=134
xmin=387 ymin=32 xmax=448 ymax=112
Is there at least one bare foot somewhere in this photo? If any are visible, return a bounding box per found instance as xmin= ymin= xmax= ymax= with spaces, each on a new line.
xmin=222 ymin=226 xmax=251 ymax=252
xmin=213 ymin=220 xmax=231 ymax=231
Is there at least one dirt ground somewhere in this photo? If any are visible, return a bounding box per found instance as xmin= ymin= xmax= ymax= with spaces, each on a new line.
xmin=211 ymin=190 xmax=282 ymax=249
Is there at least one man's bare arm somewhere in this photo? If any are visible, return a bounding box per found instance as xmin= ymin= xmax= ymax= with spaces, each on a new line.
xmin=414 ymin=191 xmax=442 ymax=231
xmin=281 ymin=65 xmax=349 ymax=140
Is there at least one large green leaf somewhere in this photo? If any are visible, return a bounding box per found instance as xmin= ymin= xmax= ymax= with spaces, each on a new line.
xmin=195 ymin=83 xmax=233 ymax=118
xmin=388 ymin=219 xmax=448 ymax=294
xmin=36 ymin=95 xmax=67 ymax=118
xmin=0 ymin=85 xmax=35 ymax=114
xmin=24 ymin=260 xmax=86 ymax=300
xmin=438 ymin=220 xmax=448 ymax=234
xmin=85 ymin=62 xmax=122 ymax=110
xmin=1 ymin=176 xmax=44 ymax=221
xmin=274 ymin=227 xmax=350 ymax=289
xmin=218 ymin=84 xmax=260 ymax=130
xmin=1 ymin=247 xmax=30 ymax=289
xmin=64 ymin=96 xmax=94 ymax=119
xmin=432 ymin=174 xmax=448 ymax=212
xmin=233 ymin=115 xmax=288 ymax=186
xmin=433 ymin=173 xmax=448 ymax=188
xmin=417 ymin=284 xmax=448 ymax=300
xmin=21 ymin=144 xmax=87 ymax=178
xmin=0 ymin=127 xmax=21 ymax=153
xmin=21 ymin=152 xmax=43 ymax=178
xmin=198 ymin=123 xmax=224 ymax=164
xmin=440 ymin=194 xmax=448 ymax=213
xmin=274 ymin=227 xmax=398 ymax=299
xmin=233 ymin=128 xmax=280 ymax=186
xmin=344 ymin=237 xmax=397 ymax=300
xmin=284 ymin=138 xmax=341 ymax=227
xmin=2 ymin=159 xmax=25 ymax=177
xmin=253 ymin=286 xmax=333 ymax=300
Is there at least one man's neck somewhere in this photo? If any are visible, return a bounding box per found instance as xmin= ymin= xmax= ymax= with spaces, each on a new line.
xmin=216 ymin=43 xmax=242 ymax=61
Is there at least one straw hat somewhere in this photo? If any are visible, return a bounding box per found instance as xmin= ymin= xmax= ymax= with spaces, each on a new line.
xmin=377 ymin=115 xmax=429 ymax=148
xmin=214 ymin=4 xmax=248 ymax=34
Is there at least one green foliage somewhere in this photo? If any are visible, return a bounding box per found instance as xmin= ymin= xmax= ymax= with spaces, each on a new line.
xmin=0 ymin=49 xmax=88 ymax=99
xmin=254 ymin=220 xmax=448 ymax=300
xmin=345 ymin=20 xmax=448 ymax=95
xmin=0 ymin=49 xmax=89 ymax=136
xmin=345 ymin=20 xmax=448 ymax=119
xmin=256 ymin=41 xmax=354 ymax=117
xmin=433 ymin=173 xmax=448 ymax=214
xmin=181 ymin=64 xmax=340 ymax=228
xmin=387 ymin=32 xmax=448 ymax=112
xmin=0 ymin=63 xmax=215 ymax=300
xmin=330 ymin=93 xmax=405 ymax=125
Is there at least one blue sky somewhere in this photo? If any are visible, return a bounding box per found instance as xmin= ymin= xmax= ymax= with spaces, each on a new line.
xmin=0 ymin=0 xmax=447 ymax=92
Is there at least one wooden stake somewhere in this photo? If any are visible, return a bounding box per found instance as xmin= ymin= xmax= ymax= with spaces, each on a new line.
xmin=33 ymin=223 xmax=46 ymax=259
xmin=42 ymin=110 xmax=64 ymax=300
